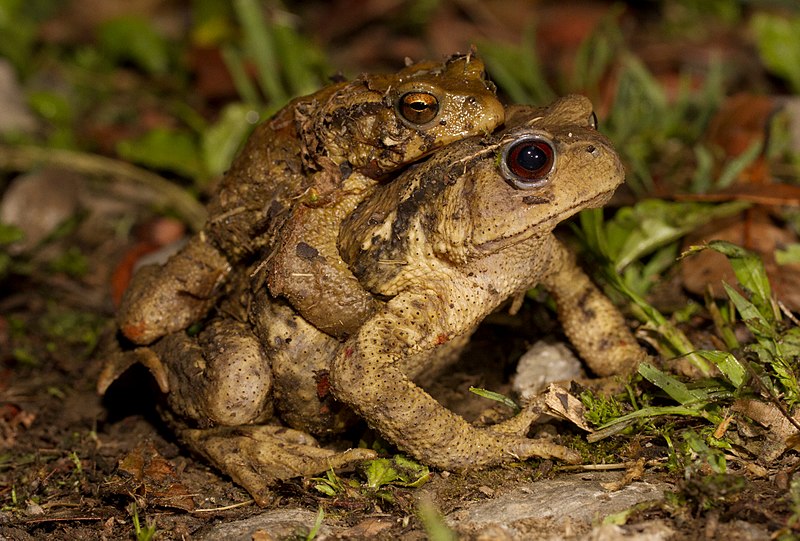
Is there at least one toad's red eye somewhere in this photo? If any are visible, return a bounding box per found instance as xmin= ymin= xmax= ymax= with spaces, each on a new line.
xmin=501 ymin=137 xmax=555 ymax=189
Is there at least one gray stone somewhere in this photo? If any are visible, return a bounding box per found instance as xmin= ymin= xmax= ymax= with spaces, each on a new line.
xmin=446 ymin=472 xmax=668 ymax=540
xmin=197 ymin=508 xmax=329 ymax=541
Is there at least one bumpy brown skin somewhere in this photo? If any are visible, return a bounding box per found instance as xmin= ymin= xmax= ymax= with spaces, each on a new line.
xmin=118 ymin=53 xmax=504 ymax=345
xmin=333 ymin=95 xmax=645 ymax=470
xmin=102 ymin=96 xmax=645 ymax=506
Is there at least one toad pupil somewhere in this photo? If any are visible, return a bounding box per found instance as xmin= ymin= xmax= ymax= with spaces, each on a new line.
xmin=512 ymin=142 xmax=551 ymax=176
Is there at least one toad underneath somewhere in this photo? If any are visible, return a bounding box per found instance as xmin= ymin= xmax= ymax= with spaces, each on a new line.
xmin=101 ymin=95 xmax=645 ymax=505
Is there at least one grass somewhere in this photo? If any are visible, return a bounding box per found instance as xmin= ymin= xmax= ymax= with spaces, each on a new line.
xmin=130 ymin=502 xmax=157 ymax=541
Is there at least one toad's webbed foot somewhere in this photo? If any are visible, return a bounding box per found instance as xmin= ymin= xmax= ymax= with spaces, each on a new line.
xmin=180 ymin=425 xmax=377 ymax=506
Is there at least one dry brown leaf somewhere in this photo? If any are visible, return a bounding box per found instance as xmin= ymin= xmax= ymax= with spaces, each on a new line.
xmin=341 ymin=517 xmax=395 ymax=538
xmin=680 ymin=209 xmax=800 ymax=310
xmin=675 ymin=182 xmax=800 ymax=207
xmin=731 ymin=399 xmax=800 ymax=464
xmin=111 ymin=440 xmax=196 ymax=511
xmin=542 ymin=383 xmax=592 ymax=432
xmin=600 ymin=458 xmax=646 ymax=491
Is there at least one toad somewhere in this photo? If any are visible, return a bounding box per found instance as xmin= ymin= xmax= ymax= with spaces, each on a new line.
xmin=101 ymin=95 xmax=645 ymax=505
xmin=117 ymin=52 xmax=504 ymax=344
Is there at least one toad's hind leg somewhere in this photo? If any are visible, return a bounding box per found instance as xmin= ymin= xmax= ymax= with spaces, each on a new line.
xmin=252 ymin=297 xmax=359 ymax=436
xmin=180 ymin=425 xmax=376 ymax=505
xmin=148 ymin=317 xmax=375 ymax=504
xmin=140 ymin=318 xmax=274 ymax=426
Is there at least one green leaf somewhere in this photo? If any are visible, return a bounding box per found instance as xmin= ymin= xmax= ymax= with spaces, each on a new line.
xmin=638 ymin=362 xmax=711 ymax=405
xmin=775 ymin=243 xmax=800 ymax=265
xmin=363 ymin=458 xmax=400 ymax=489
xmin=0 ymin=223 xmax=24 ymax=245
xmin=363 ymin=456 xmax=430 ymax=489
xmin=304 ymin=507 xmax=325 ymax=541
xmin=233 ymin=0 xmax=286 ymax=104
xmin=469 ymin=386 xmax=520 ymax=412
xmin=47 ymin=246 xmax=88 ymax=278
xmin=606 ymin=200 xmax=749 ymax=271
xmin=594 ymin=405 xmax=709 ymax=432
xmin=752 ymin=13 xmax=800 ymax=93
xmin=716 ymin=140 xmax=762 ymax=189
xmin=479 ymin=28 xmax=557 ymax=105
xmin=27 ymin=91 xmax=73 ymax=125
xmin=202 ymin=103 xmax=261 ymax=178
xmin=683 ymin=430 xmax=726 ymax=474
xmin=694 ymin=350 xmax=746 ymax=388
xmin=117 ymin=128 xmax=205 ymax=180
xmin=97 ymin=16 xmax=171 ymax=75
xmin=418 ymin=497 xmax=458 ymax=541
xmin=722 ymin=283 xmax=775 ymax=339
xmin=685 ymin=241 xmax=778 ymax=327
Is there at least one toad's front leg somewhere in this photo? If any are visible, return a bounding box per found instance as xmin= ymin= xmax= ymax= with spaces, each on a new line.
xmin=329 ymin=291 xmax=581 ymax=471
xmin=540 ymin=240 xmax=646 ymax=377
xmin=117 ymin=236 xmax=231 ymax=345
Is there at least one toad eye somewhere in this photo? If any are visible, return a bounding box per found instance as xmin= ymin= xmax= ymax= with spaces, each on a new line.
xmin=500 ymin=136 xmax=556 ymax=189
xmin=398 ymin=91 xmax=439 ymax=125
xmin=589 ymin=111 xmax=598 ymax=129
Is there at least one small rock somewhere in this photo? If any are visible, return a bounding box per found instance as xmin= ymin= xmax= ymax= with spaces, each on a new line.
xmin=513 ymin=340 xmax=583 ymax=400
xmin=0 ymin=169 xmax=82 ymax=253
xmin=25 ymin=502 xmax=44 ymax=516
xmin=197 ymin=508 xmax=330 ymax=541
xmin=447 ymin=472 xmax=667 ymax=540
xmin=0 ymin=59 xmax=38 ymax=135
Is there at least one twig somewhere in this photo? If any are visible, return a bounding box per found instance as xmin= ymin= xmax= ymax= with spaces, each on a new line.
xmin=558 ymin=459 xmax=666 ymax=472
xmin=192 ymin=499 xmax=255 ymax=512
xmin=0 ymin=144 xmax=207 ymax=231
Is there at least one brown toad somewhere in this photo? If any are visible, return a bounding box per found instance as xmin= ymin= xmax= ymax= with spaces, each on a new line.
xmin=101 ymin=95 xmax=645 ymax=505
xmin=116 ymin=53 xmax=504 ymax=345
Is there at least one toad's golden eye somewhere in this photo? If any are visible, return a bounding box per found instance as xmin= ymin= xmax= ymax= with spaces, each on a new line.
xmin=500 ymin=136 xmax=556 ymax=189
xmin=398 ymin=92 xmax=439 ymax=125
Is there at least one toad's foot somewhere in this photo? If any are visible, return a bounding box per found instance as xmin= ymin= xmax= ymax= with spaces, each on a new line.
xmin=97 ymin=346 xmax=169 ymax=395
xmin=180 ymin=425 xmax=378 ymax=506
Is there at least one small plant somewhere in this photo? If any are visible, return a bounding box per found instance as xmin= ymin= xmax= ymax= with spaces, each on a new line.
xmin=312 ymin=455 xmax=430 ymax=503
xmin=312 ymin=468 xmax=354 ymax=497
xmin=469 ymin=386 xmax=521 ymax=413
xmin=130 ymin=502 xmax=157 ymax=541
xmin=300 ymin=507 xmax=324 ymax=541
xmin=417 ymin=496 xmax=458 ymax=541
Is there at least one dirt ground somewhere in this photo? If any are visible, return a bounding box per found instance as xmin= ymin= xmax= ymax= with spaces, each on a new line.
xmin=1 ymin=273 xmax=795 ymax=539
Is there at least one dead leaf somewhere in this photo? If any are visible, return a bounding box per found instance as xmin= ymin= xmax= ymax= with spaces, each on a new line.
xmin=109 ymin=218 xmax=185 ymax=305
xmin=600 ymin=458 xmax=646 ymax=491
xmin=110 ymin=440 xmax=196 ymax=511
xmin=675 ymin=182 xmax=800 ymax=207
xmin=188 ymin=46 xmax=239 ymax=101
xmin=707 ymin=94 xmax=776 ymax=163
xmin=542 ymin=384 xmax=592 ymax=432
xmin=731 ymin=398 xmax=800 ymax=464
xmin=341 ymin=517 xmax=395 ymax=538
xmin=680 ymin=210 xmax=800 ymax=310
xmin=0 ymin=169 xmax=82 ymax=254
xmin=0 ymin=402 xmax=36 ymax=449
